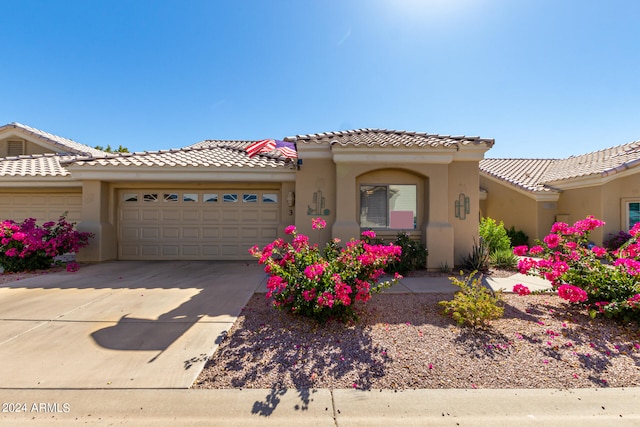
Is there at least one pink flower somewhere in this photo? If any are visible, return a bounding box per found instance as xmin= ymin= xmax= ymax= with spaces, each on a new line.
xmin=11 ymin=232 xmax=26 ymax=241
xmin=304 ymin=263 xmax=325 ymax=281
xmin=591 ymin=246 xmax=607 ymax=258
xmin=550 ymin=222 xmax=568 ymax=233
xmin=529 ymin=245 xmax=544 ymax=255
xmin=543 ymin=234 xmax=560 ymax=249
xmin=513 ymin=284 xmax=531 ymax=296
xmin=513 ymin=245 xmax=528 ymax=256
xmin=557 ymin=284 xmax=588 ymax=303
xmin=284 ymin=225 xmax=297 ymax=235
xmin=361 ymin=230 xmax=376 ymax=239
xmin=65 ymin=262 xmax=79 ymax=272
xmin=311 ymin=218 xmax=326 ymax=230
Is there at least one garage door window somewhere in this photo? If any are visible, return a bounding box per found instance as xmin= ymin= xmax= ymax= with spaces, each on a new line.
xmin=183 ymin=193 xmax=198 ymax=202
xmin=164 ymin=193 xmax=178 ymax=202
xmin=123 ymin=193 xmax=138 ymax=202
xmin=243 ymin=194 xmax=257 ymax=203
xmin=204 ymin=194 xmax=218 ymax=203
xmin=223 ymin=194 xmax=238 ymax=203
xmin=143 ymin=194 xmax=158 ymax=202
xmin=263 ymin=194 xmax=278 ymax=203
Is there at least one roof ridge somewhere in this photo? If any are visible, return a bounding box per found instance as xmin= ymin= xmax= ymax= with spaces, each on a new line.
xmin=1 ymin=122 xmax=108 ymax=157
xmin=288 ymin=128 xmax=494 ymax=143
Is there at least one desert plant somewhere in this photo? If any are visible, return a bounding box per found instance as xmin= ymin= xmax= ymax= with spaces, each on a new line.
xmin=439 ymin=261 xmax=452 ymax=273
xmin=463 ymin=238 xmax=490 ymax=272
xmin=385 ymin=232 xmax=428 ymax=275
xmin=479 ymin=217 xmax=511 ymax=253
xmin=506 ymin=226 xmax=529 ymax=247
xmin=439 ymin=271 xmax=504 ymax=327
xmin=489 ymin=248 xmax=518 ymax=270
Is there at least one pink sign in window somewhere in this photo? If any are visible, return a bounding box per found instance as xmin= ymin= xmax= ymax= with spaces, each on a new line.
xmin=390 ymin=210 xmax=414 ymax=228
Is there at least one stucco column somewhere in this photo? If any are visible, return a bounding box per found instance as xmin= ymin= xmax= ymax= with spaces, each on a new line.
xmin=332 ymin=163 xmax=360 ymax=242
xmin=424 ymin=165 xmax=454 ymax=270
xmin=76 ymin=180 xmax=117 ymax=262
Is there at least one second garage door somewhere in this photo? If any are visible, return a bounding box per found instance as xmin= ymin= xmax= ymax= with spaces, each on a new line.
xmin=118 ymin=189 xmax=281 ymax=260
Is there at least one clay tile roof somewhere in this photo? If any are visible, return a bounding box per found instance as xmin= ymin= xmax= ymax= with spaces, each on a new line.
xmin=480 ymin=140 xmax=640 ymax=192
xmin=285 ymin=128 xmax=494 ymax=148
xmin=480 ymin=158 xmax=558 ymax=192
xmin=0 ymin=154 xmax=73 ymax=177
xmin=540 ymin=140 xmax=640 ymax=182
xmin=1 ymin=122 xmax=108 ymax=157
xmin=65 ymin=140 xmax=293 ymax=169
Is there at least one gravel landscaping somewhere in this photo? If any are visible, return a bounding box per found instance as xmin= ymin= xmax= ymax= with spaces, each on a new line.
xmin=195 ymin=290 xmax=640 ymax=390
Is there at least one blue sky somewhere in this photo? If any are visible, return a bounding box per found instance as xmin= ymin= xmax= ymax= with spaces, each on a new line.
xmin=1 ymin=0 xmax=639 ymax=158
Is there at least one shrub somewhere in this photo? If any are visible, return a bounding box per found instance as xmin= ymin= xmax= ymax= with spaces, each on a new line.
xmin=489 ymin=248 xmax=518 ymax=270
xmin=506 ymin=226 xmax=529 ymax=247
xmin=439 ymin=271 xmax=504 ymax=327
xmin=603 ymin=230 xmax=632 ymax=251
xmin=385 ymin=232 xmax=428 ymax=275
xmin=516 ymin=215 xmax=640 ymax=323
xmin=463 ymin=238 xmax=490 ymax=272
xmin=250 ymin=218 xmax=402 ymax=323
xmin=479 ymin=217 xmax=511 ymax=253
xmin=0 ymin=215 xmax=93 ymax=273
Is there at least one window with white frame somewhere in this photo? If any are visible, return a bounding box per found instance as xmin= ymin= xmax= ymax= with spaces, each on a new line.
xmin=627 ymin=201 xmax=640 ymax=231
xmin=360 ymin=184 xmax=417 ymax=229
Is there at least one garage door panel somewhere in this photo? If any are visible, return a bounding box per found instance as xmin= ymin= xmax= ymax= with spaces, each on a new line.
xmin=162 ymin=227 xmax=180 ymax=239
xmin=242 ymin=228 xmax=259 ymax=239
xmin=141 ymin=228 xmax=160 ymax=239
xmin=261 ymin=210 xmax=279 ymax=221
xmin=121 ymin=210 xmax=140 ymax=221
xmin=141 ymin=246 xmax=160 ymax=256
xmin=0 ymin=192 xmax=82 ymax=223
xmin=202 ymin=211 xmax=221 ymax=221
xmin=202 ymin=227 xmax=220 ymax=238
xmin=118 ymin=189 xmax=280 ymax=260
xmin=142 ymin=210 xmax=160 ymax=221
xmin=162 ymin=246 xmax=180 ymax=256
xmin=183 ymin=228 xmax=200 ymax=239
xmin=162 ymin=210 xmax=180 ymax=221
xmin=182 ymin=246 xmax=199 ymax=256
xmin=182 ymin=210 xmax=200 ymax=221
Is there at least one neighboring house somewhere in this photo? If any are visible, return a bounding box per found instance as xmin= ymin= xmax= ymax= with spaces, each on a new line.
xmin=0 ymin=123 xmax=494 ymax=269
xmin=480 ymin=140 xmax=640 ymax=246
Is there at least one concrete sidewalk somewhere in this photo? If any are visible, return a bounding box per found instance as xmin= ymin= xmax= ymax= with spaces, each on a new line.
xmin=1 ymin=387 xmax=639 ymax=426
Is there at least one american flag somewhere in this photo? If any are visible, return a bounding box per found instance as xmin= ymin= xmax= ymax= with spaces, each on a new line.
xmin=275 ymin=140 xmax=298 ymax=159
xmin=245 ymin=139 xmax=276 ymax=157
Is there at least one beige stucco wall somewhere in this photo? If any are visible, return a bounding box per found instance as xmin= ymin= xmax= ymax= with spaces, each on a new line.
xmin=601 ymin=173 xmax=640 ymax=236
xmin=294 ymin=142 xmax=490 ymax=269
xmin=556 ymin=186 xmax=604 ymax=244
xmin=449 ymin=162 xmax=481 ymax=265
xmin=294 ymin=156 xmax=336 ymax=244
xmin=480 ymin=176 xmax=560 ymax=243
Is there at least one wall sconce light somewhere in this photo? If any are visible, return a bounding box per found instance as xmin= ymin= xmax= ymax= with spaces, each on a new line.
xmin=287 ymin=191 xmax=295 ymax=207
xmin=296 ymin=158 xmax=303 ymax=170
xmin=455 ymin=192 xmax=470 ymax=220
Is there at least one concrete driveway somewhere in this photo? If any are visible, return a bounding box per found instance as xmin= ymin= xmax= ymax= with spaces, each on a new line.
xmin=0 ymin=261 xmax=266 ymax=389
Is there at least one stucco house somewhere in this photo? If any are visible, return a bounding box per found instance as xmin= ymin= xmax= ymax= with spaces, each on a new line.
xmin=0 ymin=123 xmax=494 ymax=269
xmin=480 ymin=140 xmax=640 ymax=246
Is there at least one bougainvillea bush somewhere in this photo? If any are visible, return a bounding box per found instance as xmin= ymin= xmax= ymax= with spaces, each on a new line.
xmin=514 ymin=215 xmax=640 ymax=323
xmin=0 ymin=215 xmax=93 ymax=273
xmin=250 ymin=218 xmax=402 ymax=323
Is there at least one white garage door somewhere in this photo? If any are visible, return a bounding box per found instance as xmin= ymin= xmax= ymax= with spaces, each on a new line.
xmin=0 ymin=191 xmax=82 ymax=223
xmin=118 ymin=189 xmax=281 ymax=260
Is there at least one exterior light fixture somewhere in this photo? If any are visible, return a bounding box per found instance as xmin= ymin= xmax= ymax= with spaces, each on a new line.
xmin=455 ymin=193 xmax=470 ymax=220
